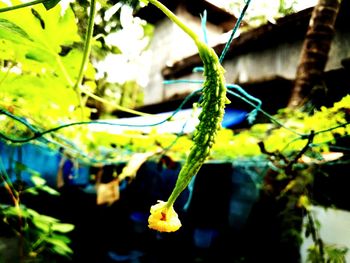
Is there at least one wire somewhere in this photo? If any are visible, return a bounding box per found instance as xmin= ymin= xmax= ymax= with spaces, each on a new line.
xmin=0 ymin=89 xmax=201 ymax=144
xmin=0 ymin=0 xmax=46 ymax=13
xmin=219 ymin=0 xmax=252 ymax=63
xmin=200 ymin=10 xmax=208 ymax=44
xmin=163 ymin=79 xmax=302 ymax=136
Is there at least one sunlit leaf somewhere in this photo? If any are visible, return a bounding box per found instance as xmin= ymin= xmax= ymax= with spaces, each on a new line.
xmin=0 ymin=18 xmax=32 ymax=43
xmin=27 ymin=208 xmax=59 ymax=224
xmin=40 ymin=185 xmax=60 ymax=196
xmin=46 ymin=237 xmax=73 ymax=255
xmin=50 ymin=233 xmax=71 ymax=244
xmin=32 ymin=218 xmax=50 ymax=232
xmin=0 ymin=205 xmax=28 ymax=218
xmin=0 ymin=2 xmax=81 ymax=83
xmin=51 ymin=223 xmax=74 ymax=233
xmin=24 ymin=188 xmax=40 ymax=195
xmin=31 ymin=175 xmax=46 ymax=187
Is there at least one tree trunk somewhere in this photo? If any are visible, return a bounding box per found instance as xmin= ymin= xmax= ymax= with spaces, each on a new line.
xmin=288 ymin=0 xmax=342 ymax=109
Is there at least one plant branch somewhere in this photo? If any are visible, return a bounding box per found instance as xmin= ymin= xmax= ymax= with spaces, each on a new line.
xmin=0 ymin=0 xmax=46 ymax=13
xmin=79 ymin=86 xmax=152 ymax=117
xmin=258 ymin=141 xmax=289 ymax=164
xmin=0 ymin=158 xmax=18 ymax=203
xmin=148 ymin=0 xmax=200 ymax=44
xmin=286 ymin=130 xmax=315 ymax=173
xmin=74 ymin=0 xmax=96 ymax=91
xmin=73 ymin=0 xmax=96 ymax=119
xmin=0 ymin=158 xmax=24 ymax=260
xmin=307 ymin=211 xmax=325 ymax=262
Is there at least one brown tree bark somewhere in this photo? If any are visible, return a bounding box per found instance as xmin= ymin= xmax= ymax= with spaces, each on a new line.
xmin=288 ymin=0 xmax=342 ymax=109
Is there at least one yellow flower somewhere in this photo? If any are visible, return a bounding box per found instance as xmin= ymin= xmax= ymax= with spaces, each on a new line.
xmin=148 ymin=200 xmax=182 ymax=232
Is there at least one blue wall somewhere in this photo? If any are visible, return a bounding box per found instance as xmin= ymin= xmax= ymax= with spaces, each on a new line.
xmin=0 ymin=141 xmax=90 ymax=187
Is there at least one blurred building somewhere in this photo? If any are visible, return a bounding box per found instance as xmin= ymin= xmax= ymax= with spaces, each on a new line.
xmin=137 ymin=0 xmax=350 ymax=112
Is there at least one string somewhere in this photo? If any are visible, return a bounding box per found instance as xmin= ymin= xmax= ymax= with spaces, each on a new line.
xmin=0 ymin=90 xmax=201 ymax=144
xmin=219 ymin=0 xmax=252 ymax=63
xmin=200 ymin=10 xmax=208 ymax=45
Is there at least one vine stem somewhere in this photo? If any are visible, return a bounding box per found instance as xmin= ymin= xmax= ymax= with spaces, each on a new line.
xmin=0 ymin=159 xmax=24 ymax=260
xmin=79 ymin=87 xmax=153 ymax=117
xmin=74 ymin=0 xmax=96 ymax=91
xmin=73 ymin=0 xmax=152 ymax=118
xmin=148 ymin=0 xmax=200 ymax=44
xmin=0 ymin=0 xmax=46 ymax=13
xmin=73 ymin=0 xmax=97 ymax=119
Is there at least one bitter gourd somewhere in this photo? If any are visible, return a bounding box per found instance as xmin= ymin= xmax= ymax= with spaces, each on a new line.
xmin=145 ymin=0 xmax=229 ymax=232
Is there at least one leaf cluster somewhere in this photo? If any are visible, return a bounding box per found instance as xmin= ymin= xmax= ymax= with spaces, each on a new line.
xmin=0 ymin=1 xmax=94 ymax=126
xmin=0 ymin=204 xmax=74 ymax=260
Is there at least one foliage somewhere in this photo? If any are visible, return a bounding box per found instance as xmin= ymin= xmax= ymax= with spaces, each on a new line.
xmin=0 ymin=0 xmax=152 ymax=157
xmin=307 ymin=244 xmax=348 ymax=263
xmin=0 ymin=204 xmax=74 ymax=260
xmin=253 ymin=95 xmax=350 ymax=155
xmin=0 ymin=0 xmax=349 ymax=259
xmin=0 ymin=170 xmax=74 ymax=261
xmin=0 ymin=0 xmax=94 ymax=125
xmin=89 ymin=94 xmax=349 ymax=164
xmin=72 ymin=0 xmax=152 ymax=115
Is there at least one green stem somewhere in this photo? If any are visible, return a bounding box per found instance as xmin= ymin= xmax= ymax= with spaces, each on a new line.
xmin=0 ymin=158 xmax=23 ymax=260
xmin=73 ymin=0 xmax=97 ymax=119
xmin=0 ymin=0 xmax=46 ymax=13
xmin=0 ymin=158 xmax=17 ymax=200
xmin=167 ymin=190 xmax=178 ymax=207
xmin=80 ymin=87 xmax=153 ymax=117
xmin=73 ymin=0 xmax=96 ymax=91
xmin=54 ymin=53 xmax=74 ymax=86
xmin=148 ymin=0 xmax=200 ymax=44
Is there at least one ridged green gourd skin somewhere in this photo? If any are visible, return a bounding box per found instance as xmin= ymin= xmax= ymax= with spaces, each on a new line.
xmin=145 ymin=0 xmax=228 ymax=207
xmin=168 ymin=42 xmax=228 ymax=203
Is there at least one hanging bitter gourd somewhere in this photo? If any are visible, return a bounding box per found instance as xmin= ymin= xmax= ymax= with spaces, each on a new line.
xmin=144 ymin=0 xmax=229 ymax=232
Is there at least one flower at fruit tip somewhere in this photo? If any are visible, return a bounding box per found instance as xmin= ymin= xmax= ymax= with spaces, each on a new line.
xmin=148 ymin=200 xmax=182 ymax=232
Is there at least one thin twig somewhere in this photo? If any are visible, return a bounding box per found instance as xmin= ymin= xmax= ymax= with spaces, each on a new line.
xmin=0 ymin=0 xmax=46 ymax=13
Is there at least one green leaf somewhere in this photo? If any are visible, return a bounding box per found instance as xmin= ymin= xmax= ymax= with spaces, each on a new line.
xmin=51 ymin=222 xmax=74 ymax=233
xmin=0 ymin=3 xmax=81 ymax=83
xmin=0 ymin=18 xmax=32 ymax=43
xmin=0 ymin=71 xmax=82 ymax=124
xmin=24 ymin=188 xmax=40 ymax=195
xmin=40 ymin=185 xmax=60 ymax=196
xmin=1 ymin=205 xmax=27 ymax=218
xmin=32 ymin=218 xmax=51 ymax=232
xmin=50 ymin=233 xmax=71 ymax=244
xmin=31 ymin=175 xmax=46 ymax=187
xmin=0 ymin=1 xmax=96 ymax=126
xmin=27 ymin=208 xmax=59 ymax=224
xmin=43 ymin=0 xmax=61 ymax=10
xmin=0 ymin=3 xmax=80 ymax=50
xmin=29 ymin=176 xmax=60 ymax=195
xmin=46 ymin=237 xmax=73 ymax=255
